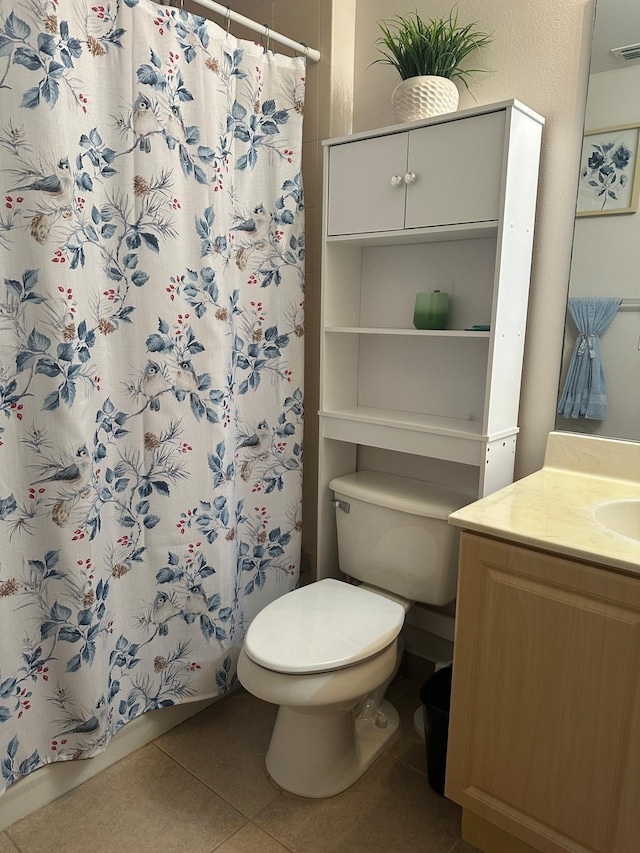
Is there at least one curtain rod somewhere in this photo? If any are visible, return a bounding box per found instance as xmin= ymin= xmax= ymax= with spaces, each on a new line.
xmin=164 ymin=1 xmax=321 ymax=62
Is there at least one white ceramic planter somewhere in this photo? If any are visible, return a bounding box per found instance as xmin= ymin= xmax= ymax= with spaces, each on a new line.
xmin=391 ymin=75 xmax=459 ymax=123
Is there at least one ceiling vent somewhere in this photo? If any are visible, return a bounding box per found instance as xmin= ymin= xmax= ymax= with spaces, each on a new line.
xmin=611 ymin=43 xmax=640 ymax=62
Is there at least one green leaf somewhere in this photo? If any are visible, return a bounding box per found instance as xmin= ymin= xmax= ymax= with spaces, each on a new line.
xmin=372 ymin=8 xmax=492 ymax=88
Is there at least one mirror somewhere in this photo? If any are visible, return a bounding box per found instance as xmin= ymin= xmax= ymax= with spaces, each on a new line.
xmin=555 ymin=0 xmax=640 ymax=441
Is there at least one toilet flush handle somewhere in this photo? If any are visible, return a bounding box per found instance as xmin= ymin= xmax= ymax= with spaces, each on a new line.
xmin=330 ymin=498 xmax=350 ymax=514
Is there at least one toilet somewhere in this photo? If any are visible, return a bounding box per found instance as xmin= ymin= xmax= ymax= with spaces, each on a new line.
xmin=237 ymin=470 xmax=470 ymax=798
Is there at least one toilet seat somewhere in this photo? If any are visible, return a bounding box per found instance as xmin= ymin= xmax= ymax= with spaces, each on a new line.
xmin=243 ymin=579 xmax=405 ymax=675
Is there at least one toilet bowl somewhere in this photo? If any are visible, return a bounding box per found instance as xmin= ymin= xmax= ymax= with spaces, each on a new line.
xmin=237 ymin=471 xmax=471 ymax=798
xmin=237 ymin=578 xmax=408 ymax=798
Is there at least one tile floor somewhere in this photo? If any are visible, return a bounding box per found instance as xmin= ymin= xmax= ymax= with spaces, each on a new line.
xmin=1 ymin=677 xmax=480 ymax=853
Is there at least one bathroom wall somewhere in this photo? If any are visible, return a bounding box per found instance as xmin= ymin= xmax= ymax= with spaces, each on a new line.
xmin=191 ymin=0 xmax=596 ymax=566
xmin=351 ymin=0 xmax=594 ymax=480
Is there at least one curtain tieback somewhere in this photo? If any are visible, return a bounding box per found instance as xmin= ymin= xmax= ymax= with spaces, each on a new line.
xmin=577 ymin=333 xmax=597 ymax=358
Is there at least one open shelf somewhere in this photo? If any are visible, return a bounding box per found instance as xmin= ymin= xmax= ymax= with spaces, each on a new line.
xmin=322 ymin=406 xmax=486 ymax=436
xmin=325 ymin=221 xmax=499 ymax=247
xmin=320 ymin=407 xmax=519 ymax=466
xmin=325 ymin=326 xmax=491 ymax=338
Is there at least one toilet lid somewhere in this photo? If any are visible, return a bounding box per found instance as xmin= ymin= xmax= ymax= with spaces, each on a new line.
xmin=243 ymin=579 xmax=406 ymax=675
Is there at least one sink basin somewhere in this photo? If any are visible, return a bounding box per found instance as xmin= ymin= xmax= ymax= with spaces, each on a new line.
xmin=594 ymin=500 xmax=640 ymax=542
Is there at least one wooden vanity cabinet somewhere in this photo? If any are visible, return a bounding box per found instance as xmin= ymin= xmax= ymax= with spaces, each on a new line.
xmin=446 ymin=531 xmax=640 ymax=853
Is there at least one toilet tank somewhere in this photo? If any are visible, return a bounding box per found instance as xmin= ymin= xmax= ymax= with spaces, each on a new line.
xmin=329 ymin=471 xmax=473 ymax=607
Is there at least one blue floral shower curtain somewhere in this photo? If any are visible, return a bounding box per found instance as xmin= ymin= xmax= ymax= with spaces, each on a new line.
xmin=0 ymin=0 xmax=304 ymax=794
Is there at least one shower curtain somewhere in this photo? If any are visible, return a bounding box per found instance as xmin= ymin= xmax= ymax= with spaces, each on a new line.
xmin=0 ymin=0 xmax=304 ymax=794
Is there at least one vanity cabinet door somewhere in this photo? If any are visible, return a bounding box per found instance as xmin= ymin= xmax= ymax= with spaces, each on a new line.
xmin=446 ymin=532 xmax=640 ymax=853
xmin=327 ymin=133 xmax=408 ymax=235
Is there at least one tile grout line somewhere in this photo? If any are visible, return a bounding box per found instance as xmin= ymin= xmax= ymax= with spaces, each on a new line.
xmin=208 ymin=819 xmax=298 ymax=853
xmin=3 ymin=743 xmax=251 ymax=853
xmin=377 ymin=752 xmax=465 ymax=853
xmin=152 ymin=741 xmax=300 ymax=853
xmin=151 ymin=739 xmax=286 ymax=827
xmin=154 ymin=731 xmax=430 ymax=853
xmin=392 ymin=752 xmax=428 ymax=777
xmin=150 ymin=740 xmax=256 ymax=818
xmin=149 ymin=741 xmax=258 ymax=824
xmin=386 ymin=748 xmax=429 ymax=780
xmin=251 ymin=819 xmax=298 ymax=853
xmin=205 ymin=823 xmax=246 ymax=853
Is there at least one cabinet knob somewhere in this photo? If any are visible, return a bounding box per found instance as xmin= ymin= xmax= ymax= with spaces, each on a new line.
xmin=390 ymin=175 xmax=403 ymax=188
xmin=404 ymin=172 xmax=416 ymax=185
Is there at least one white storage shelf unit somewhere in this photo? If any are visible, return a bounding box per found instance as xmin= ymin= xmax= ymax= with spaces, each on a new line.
xmin=317 ymin=100 xmax=543 ymax=574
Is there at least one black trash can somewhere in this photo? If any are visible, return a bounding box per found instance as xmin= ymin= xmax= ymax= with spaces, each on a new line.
xmin=419 ymin=664 xmax=453 ymax=796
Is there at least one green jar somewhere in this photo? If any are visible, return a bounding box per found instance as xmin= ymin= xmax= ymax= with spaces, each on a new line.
xmin=413 ymin=290 xmax=449 ymax=330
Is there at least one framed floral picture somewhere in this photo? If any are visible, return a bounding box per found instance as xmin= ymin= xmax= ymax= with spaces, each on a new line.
xmin=576 ymin=123 xmax=640 ymax=216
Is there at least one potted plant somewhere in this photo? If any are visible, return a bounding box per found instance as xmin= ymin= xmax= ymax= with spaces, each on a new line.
xmin=374 ymin=8 xmax=493 ymax=123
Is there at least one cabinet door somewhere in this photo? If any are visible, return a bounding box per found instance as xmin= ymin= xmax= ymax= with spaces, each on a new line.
xmin=405 ymin=111 xmax=506 ymax=228
xmin=446 ymin=533 xmax=640 ymax=853
xmin=327 ymin=133 xmax=408 ymax=235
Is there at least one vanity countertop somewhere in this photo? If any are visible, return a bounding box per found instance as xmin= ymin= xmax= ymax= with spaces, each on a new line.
xmin=448 ymin=432 xmax=640 ymax=575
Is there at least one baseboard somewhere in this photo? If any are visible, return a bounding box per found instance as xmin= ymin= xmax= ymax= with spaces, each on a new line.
xmin=0 ymin=697 xmax=216 ymax=832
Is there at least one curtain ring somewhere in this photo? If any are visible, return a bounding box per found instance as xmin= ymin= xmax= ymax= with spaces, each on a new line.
xmin=225 ymin=6 xmax=232 ymax=34
xmin=263 ymin=24 xmax=270 ymax=53
xmin=301 ymin=42 xmax=309 ymax=59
